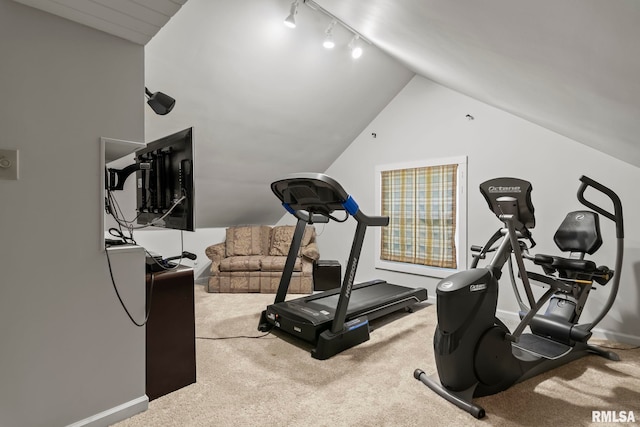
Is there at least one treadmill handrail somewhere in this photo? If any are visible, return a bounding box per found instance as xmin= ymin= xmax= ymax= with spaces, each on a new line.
xmin=353 ymin=209 xmax=389 ymax=227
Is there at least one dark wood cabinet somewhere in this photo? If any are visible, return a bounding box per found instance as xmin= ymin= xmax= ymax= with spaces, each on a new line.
xmin=145 ymin=267 xmax=196 ymax=400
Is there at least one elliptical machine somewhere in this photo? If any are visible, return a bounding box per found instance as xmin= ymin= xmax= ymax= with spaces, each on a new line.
xmin=414 ymin=175 xmax=624 ymax=418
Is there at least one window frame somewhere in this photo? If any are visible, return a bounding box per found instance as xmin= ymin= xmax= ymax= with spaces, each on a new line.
xmin=374 ymin=156 xmax=467 ymax=278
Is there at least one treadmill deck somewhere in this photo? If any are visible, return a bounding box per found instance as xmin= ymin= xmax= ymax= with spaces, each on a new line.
xmin=264 ymin=279 xmax=427 ymax=343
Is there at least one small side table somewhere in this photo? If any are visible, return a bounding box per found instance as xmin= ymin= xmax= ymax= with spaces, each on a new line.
xmin=313 ymin=260 xmax=342 ymax=291
xmin=145 ymin=267 xmax=196 ymax=400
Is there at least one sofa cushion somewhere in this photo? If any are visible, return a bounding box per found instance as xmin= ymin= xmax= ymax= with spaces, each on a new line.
xmin=269 ymin=225 xmax=315 ymax=256
xmin=261 ymin=256 xmax=302 ymax=272
xmin=220 ymin=256 xmax=263 ymax=272
xmin=226 ymin=226 xmax=271 ymax=256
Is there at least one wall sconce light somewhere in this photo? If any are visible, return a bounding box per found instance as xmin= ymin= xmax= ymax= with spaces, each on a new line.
xmin=145 ymin=87 xmax=175 ymax=116
xmin=284 ymin=0 xmax=299 ymax=28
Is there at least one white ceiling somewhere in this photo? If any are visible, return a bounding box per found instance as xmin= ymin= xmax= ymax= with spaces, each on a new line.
xmin=316 ymin=0 xmax=640 ymax=168
xmin=14 ymin=0 xmax=640 ymax=227
xmin=11 ymin=0 xmax=187 ymax=44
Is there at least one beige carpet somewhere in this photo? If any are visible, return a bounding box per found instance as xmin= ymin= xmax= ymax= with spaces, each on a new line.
xmin=114 ymin=285 xmax=640 ymax=427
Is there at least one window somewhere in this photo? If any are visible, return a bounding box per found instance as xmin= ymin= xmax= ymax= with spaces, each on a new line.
xmin=375 ymin=156 xmax=467 ymax=278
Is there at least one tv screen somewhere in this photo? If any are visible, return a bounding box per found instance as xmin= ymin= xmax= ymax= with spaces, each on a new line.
xmin=135 ymin=127 xmax=195 ymax=231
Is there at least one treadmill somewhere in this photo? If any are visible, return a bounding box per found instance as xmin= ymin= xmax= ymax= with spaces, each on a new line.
xmin=258 ymin=173 xmax=428 ymax=360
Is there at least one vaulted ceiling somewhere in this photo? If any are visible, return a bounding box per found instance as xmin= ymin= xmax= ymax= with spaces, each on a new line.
xmin=14 ymin=0 xmax=640 ymax=228
xmin=316 ymin=0 xmax=640 ymax=168
xmin=11 ymin=0 xmax=187 ymax=45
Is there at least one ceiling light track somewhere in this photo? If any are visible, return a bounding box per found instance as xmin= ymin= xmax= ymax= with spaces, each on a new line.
xmin=283 ymin=0 xmax=371 ymax=58
xmin=304 ymin=0 xmax=371 ymax=46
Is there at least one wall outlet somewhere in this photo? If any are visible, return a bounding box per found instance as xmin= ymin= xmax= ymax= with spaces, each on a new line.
xmin=0 ymin=149 xmax=19 ymax=180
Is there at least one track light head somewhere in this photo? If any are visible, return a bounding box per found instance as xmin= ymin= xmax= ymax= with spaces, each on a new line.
xmin=284 ymin=1 xmax=299 ymax=28
xmin=323 ymin=20 xmax=337 ymax=49
xmin=349 ymin=35 xmax=363 ymax=59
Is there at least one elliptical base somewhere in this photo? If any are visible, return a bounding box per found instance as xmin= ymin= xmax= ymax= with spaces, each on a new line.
xmin=413 ymin=369 xmax=485 ymax=419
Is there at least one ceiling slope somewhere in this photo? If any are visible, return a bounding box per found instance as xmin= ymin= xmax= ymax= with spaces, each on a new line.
xmin=315 ymin=0 xmax=640 ymax=168
xmin=144 ymin=0 xmax=415 ymax=227
xmin=11 ymin=0 xmax=187 ymax=44
xmin=18 ymin=1 xmax=637 ymax=226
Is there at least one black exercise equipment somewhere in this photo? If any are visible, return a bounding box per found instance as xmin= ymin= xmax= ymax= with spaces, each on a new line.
xmin=414 ymin=175 xmax=624 ymax=418
xmin=258 ymin=172 xmax=428 ymax=360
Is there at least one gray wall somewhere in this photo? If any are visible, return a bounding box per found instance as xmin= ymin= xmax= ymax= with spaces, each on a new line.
xmin=0 ymin=1 xmax=146 ymax=426
xmin=319 ymin=75 xmax=640 ymax=344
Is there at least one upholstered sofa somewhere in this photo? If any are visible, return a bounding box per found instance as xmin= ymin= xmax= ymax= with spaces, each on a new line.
xmin=204 ymin=225 xmax=319 ymax=293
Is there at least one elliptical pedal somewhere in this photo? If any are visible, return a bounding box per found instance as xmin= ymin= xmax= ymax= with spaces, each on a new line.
xmin=512 ymin=333 xmax=572 ymax=360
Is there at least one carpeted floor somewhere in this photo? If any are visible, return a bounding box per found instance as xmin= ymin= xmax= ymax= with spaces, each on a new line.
xmin=113 ymin=285 xmax=640 ymax=427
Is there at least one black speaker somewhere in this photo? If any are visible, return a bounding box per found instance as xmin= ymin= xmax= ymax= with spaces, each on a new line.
xmin=313 ymin=260 xmax=341 ymax=291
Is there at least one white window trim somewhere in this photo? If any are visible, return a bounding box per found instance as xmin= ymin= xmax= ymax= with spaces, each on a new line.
xmin=374 ymin=156 xmax=467 ymax=279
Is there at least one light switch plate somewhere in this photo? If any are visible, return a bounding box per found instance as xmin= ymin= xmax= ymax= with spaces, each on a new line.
xmin=0 ymin=149 xmax=19 ymax=180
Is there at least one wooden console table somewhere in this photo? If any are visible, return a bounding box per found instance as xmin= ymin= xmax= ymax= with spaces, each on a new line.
xmin=145 ymin=266 xmax=196 ymax=400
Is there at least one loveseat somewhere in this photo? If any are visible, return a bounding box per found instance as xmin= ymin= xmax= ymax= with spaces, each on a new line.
xmin=204 ymin=225 xmax=319 ymax=293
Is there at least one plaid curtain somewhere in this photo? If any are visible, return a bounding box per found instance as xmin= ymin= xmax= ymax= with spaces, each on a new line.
xmin=380 ymin=164 xmax=458 ymax=269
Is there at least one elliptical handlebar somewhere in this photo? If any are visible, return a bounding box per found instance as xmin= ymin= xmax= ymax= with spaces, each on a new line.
xmin=575 ymin=175 xmax=624 ymax=331
xmin=578 ymin=175 xmax=624 ymax=238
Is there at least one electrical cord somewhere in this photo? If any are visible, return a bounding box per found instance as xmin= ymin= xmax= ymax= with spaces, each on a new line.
xmin=328 ymin=211 xmax=349 ymax=223
xmin=104 ymin=190 xmax=193 ymax=326
xmin=106 ymin=187 xmax=186 ymax=230
xmin=196 ymin=332 xmax=273 ymax=340
xmin=108 ymin=227 xmax=137 ymax=245
xmin=143 ymin=230 xmax=187 ymax=273
xmin=104 ymin=242 xmax=154 ymax=327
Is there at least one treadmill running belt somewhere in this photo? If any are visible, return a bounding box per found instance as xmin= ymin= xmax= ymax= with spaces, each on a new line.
xmin=306 ymin=283 xmax=414 ymax=314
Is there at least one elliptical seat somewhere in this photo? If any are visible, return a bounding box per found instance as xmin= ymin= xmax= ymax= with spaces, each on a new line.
xmin=532 ymin=210 xmax=613 ymax=284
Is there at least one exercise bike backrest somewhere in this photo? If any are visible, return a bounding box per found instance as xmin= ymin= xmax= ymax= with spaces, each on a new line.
xmin=531 ymin=210 xmax=607 ymax=283
xmin=553 ymin=211 xmax=602 ymax=255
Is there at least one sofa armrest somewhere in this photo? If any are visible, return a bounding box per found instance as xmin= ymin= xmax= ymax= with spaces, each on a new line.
xmin=301 ymin=241 xmax=320 ymax=262
xmin=204 ymin=242 xmax=226 ymax=274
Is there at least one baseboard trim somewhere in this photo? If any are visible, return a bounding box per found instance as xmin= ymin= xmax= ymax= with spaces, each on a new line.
xmin=67 ymin=395 xmax=148 ymax=427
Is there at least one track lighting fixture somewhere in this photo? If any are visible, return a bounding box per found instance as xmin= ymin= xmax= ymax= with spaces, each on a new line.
xmin=349 ymin=35 xmax=363 ymax=59
xmin=145 ymin=87 xmax=175 ymax=115
xmin=283 ymin=0 xmax=369 ymax=59
xmin=323 ymin=20 xmax=337 ymax=49
xmin=284 ymin=0 xmax=299 ymax=28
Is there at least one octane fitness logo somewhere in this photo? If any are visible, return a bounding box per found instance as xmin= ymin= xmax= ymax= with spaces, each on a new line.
xmin=591 ymin=410 xmax=636 ymax=423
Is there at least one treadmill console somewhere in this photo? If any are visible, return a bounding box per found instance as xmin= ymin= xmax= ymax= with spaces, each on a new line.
xmin=271 ymin=173 xmax=355 ymax=217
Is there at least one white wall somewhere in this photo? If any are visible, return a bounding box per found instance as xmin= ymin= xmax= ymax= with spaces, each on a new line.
xmin=0 ymin=1 xmax=147 ymax=426
xmin=320 ymin=75 xmax=640 ymax=344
